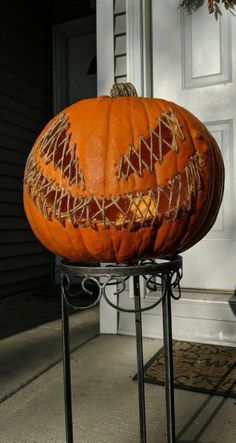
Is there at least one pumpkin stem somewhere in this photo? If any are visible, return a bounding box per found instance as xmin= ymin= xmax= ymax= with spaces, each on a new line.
xmin=110 ymin=82 xmax=138 ymax=97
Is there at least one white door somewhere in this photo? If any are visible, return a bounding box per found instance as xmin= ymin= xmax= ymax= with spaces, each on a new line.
xmin=116 ymin=2 xmax=236 ymax=343
xmin=152 ymin=1 xmax=236 ymax=290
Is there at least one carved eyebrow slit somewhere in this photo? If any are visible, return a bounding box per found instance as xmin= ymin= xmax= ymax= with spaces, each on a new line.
xmin=118 ymin=108 xmax=185 ymax=180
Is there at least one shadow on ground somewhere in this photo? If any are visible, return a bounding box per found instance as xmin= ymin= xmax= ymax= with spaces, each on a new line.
xmin=0 ymin=283 xmax=99 ymax=339
xmin=0 ymin=286 xmax=62 ymax=339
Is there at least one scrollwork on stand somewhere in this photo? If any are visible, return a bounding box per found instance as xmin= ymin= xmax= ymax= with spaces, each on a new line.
xmin=61 ymin=256 xmax=183 ymax=313
xmin=61 ymin=274 xmax=103 ymax=310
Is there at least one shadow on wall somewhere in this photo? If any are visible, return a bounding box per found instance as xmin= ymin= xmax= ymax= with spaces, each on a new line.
xmin=229 ymin=293 xmax=236 ymax=316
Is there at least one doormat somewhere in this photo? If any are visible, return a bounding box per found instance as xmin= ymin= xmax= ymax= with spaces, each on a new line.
xmin=137 ymin=340 xmax=236 ymax=398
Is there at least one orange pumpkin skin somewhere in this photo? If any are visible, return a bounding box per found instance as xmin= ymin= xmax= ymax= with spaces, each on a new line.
xmin=23 ymin=92 xmax=224 ymax=263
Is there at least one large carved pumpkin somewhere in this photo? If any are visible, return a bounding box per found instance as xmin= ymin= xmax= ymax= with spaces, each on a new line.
xmin=23 ymin=83 xmax=224 ymax=263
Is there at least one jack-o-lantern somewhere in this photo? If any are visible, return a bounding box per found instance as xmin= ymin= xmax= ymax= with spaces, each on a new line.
xmin=23 ymin=83 xmax=224 ymax=263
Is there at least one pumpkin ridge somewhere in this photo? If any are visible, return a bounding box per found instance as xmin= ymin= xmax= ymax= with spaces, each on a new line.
xmin=177 ymin=106 xmax=215 ymax=249
xmin=105 ymin=97 xmax=116 ymax=197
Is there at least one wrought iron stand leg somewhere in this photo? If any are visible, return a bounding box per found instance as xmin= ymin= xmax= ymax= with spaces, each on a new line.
xmin=61 ymin=279 xmax=74 ymax=443
xmin=162 ymin=276 xmax=175 ymax=443
xmin=133 ymin=275 xmax=147 ymax=443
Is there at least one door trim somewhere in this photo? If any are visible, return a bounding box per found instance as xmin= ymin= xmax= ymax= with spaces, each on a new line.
xmin=53 ymin=15 xmax=96 ymax=114
xmin=96 ymin=0 xmax=114 ymax=95
xmin=96 ymin=0 xmax=117 ymax=333
xmin=126 ymin=0 xmax=152 ymax=96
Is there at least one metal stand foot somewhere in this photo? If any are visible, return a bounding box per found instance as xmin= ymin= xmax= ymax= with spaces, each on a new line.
xmin=162 ymin=275 xmax=176 ymax=443
xmin=133 ymin=275 xmax=147 ymax=443
xmin=61 ymin=277 xmax=74 ymax=443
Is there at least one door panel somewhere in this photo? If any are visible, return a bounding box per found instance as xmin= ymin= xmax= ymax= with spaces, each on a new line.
xmin=183 ymin=7 xmax=232 ymax=87
xmin=152 ymin=1 xmax=236 ymax=289
xmin=53 ymin=16 xmax=97 ymax=112
xmin=68 ymin=32 xmax=97 ymax=103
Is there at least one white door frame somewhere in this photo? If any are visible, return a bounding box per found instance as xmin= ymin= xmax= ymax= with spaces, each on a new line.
xmin=126 ymin=0 xmax=152 ymax=96
xmin=96 ymin=0 xmax=114 ymax=96
xmin=97 ymin=0 xmax=118 ymax=333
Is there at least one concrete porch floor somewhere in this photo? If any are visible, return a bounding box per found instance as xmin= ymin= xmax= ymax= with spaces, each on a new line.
xmin=0 ymin=304 xmax=235 ymax=442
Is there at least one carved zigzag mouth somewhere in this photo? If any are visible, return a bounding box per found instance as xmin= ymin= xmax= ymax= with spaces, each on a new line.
xmin=25 ymin=152 xmax=202 ymax=231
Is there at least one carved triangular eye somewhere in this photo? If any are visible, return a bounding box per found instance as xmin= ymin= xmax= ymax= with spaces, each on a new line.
xmin=35 ymin=112 xmax=85 ymax=189
xmin=118 ymin=109 xmax=185 ymax=180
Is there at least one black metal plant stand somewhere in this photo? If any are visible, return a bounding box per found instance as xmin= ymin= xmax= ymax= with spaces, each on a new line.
xmin=60 ymin=256 xmax=183 ymax=443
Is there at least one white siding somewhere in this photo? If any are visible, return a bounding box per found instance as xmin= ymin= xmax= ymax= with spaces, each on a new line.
xmin=114 ymin=0 xmax=127 ymax=83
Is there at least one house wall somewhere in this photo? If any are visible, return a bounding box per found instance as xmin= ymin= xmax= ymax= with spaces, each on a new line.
xmin=51 ymin=0 xmax=96 ymax=25
xmin=0 ymin=0 xmax=52 ymax=297
xmin=114 ymin=0 xmax=127 ymax=83
xmin=0 ymin=0 xmax=126 ymax=299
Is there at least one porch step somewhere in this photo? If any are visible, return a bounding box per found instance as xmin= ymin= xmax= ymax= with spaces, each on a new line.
xmin=118 ymin=289 xmax=236 ymax=347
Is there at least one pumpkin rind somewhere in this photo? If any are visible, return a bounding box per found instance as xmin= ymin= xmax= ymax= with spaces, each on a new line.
xmin=23 ymin=91 xmax=224 ymax=263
